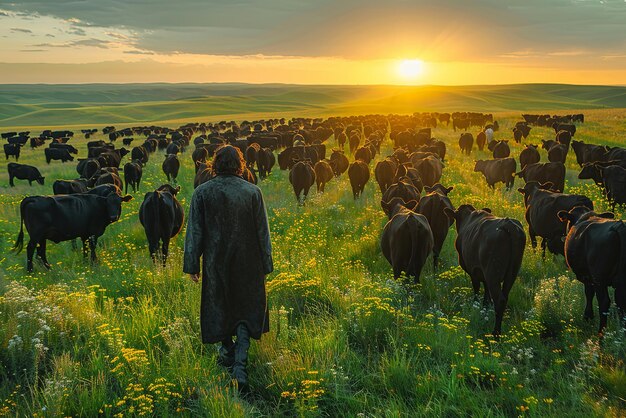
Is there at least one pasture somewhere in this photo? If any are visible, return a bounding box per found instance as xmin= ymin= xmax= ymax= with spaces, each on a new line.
xmin=1 ymin=102 xmax=626 ymax=417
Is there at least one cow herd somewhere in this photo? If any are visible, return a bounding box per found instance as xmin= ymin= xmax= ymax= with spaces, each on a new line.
xmin=2 ymin=110 xmax=625 ymax=336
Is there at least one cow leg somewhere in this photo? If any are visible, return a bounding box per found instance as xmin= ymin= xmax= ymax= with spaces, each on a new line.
xmin=583 ymin=281 xmax=595 ymax=320
xmin=26 ymin=239 xmax=36 ymax=272
xmin=433 ymin=252 xmax=439 ymax=272
xmin=596 ymin=285 xmax=611 ymax=336
xmin=36 ymin=239 xmax=51 ymax=269
xmin=529 ymin=226 xmax=537 ymax=249
xmin=161 ymin=238 xmax=170 ymax=266
xmin=9 ymin=175 xmax=14 ymax=187
xmin=471 ymin=275 xmax=481 ymax=301
xmin=615 ymin=282 xmax=626 ymax=328
xmin=486 ymin=279 xmax=506 ymax=337
xmin=541 ymin=238 xmax=547 ymax=259
xmin=89 ymin=237 xmax=98 ymax=263
xmin=146 ymin=235 xmax=159 ymax=263
xmin=125 ymin=180 xmax=129 ymax=194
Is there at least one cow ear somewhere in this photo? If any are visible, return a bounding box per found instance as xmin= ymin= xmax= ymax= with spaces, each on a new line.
xmin=122 ymin=194 xmax=133 ymax=202
xmin=175 ymin=185 xmax=181 ymax=194
xmin=443 ymin=207 xmax=456 ymax=222
xmin=517 ymin=187 xmax=525 ymax=194
xmin=406 ymin=200 xmax=419 ymax=211
xmin=540 ymin=182 xmax=554 ymax=190
xmin=424 ymin=185 xmax=433 ymax=193
xmin=446 ymin=186 xmax=454 ymax=194
xmin=557 ymin=210 xmax=571 ymax=222
xmin=598 ymin=212 xmax=615 ymax=219
xmin=482 ymin=208 xmax=492 ymax=213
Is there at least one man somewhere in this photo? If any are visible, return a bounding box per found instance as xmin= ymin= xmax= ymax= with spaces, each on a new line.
xmin=183 ymin=145 xmax=273 ymax=392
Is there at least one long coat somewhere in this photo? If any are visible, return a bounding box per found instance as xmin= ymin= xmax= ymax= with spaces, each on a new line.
xmin=183 ymin=174 xmax=273 ymax=344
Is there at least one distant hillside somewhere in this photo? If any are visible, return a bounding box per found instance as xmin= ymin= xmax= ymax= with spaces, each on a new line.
xmin=1 ymin=83 xmax=626 ymax=128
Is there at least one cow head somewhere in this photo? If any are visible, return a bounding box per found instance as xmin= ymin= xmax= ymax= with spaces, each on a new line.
xmin=557 ymin=206 xmax=614 ymax=234
xmin=578 ymin=163 xmax=602 ymax=184
xmin=527 ymin=144 xmax=538 ymax=149
xmin=157 ymin=184 xmax=181 ymax=196
xmin=37 ymin=176 xmax=45 ymax=186
xmin=474 ymin=160 xmax=486 ymax=173
xmin=105 ymin=194 xmax=133 ymax=223
xmin=444 ymin=204 xmax=477 ymax=226
xmin=381 ymin=197 xmax=418 ymax=219
xmin=424 ymin=184 xmax=453 ymax=196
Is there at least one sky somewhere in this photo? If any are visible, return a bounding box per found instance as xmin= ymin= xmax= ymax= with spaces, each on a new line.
xmin=1 ymin=0 xmax=625 ymax=85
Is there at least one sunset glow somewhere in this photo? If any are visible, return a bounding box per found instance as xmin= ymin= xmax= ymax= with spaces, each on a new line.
xmin=397 ymin=59 xmax=425 ymax=82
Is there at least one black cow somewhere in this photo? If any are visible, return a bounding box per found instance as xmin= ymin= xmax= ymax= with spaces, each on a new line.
xmin=76 ymin=158 xmax=100 ymax=179
xmin=519 ymin=144 xmax=540 ymax=170
xmin=139 ymin=184 xmax=184 ymax=264
xmin=558 ymin=206 xmax=625 ymax=334
xmin=256 ymin=148 xmax=275 ymax=179
xmin=492 ymin=140 xmax=511 ymax=159
xmin=571 ymin=141 xmax=607 ymax=167
xmin=348 ymin=160 xmax=370 ymax=199
xmin=45 ymin=148 xmax=74 ymax=164
xmin=599 ymin=165 xmax=626 ymax=210
xmin=516 ymin=162 xmax=566 ymax=193
xmin=131 ymin=146 xmax=149 ymax=165
xmin=4 ymin=144 xmax=21 ymax=161
xmin=518 ymin=181 xmax=593 ymax=256
xmin=49 ymin=143 xmax=78 ymax=154
xmin=7 ymin=163 xmax=44 ymax=187
xmin=445 ymin=205 xmax=525 ymax=336
xmin=123 ymin=160 xmax=143 ymax=193
xmin=381 ymin=198 xmax=434 ymax=282
xmin=459 ymin=133 xmax=473 ymax=155
xmin=416 ymin=184 xmax=454 ymax=271
xmin=162 ymin=154 xmax=180 ymax=182
xmin=13 ymin=193 xmax=132 ymax=271
xmin=381 ymin=180 xmax=421 ymax=215
xmin=474 ymin=158 xmax=516 ymax=190
xmin=413 ymin=156 xmax=443 ymax=188
xmin=289 ymin=160 xmax=315 ymax=204
xmin=52 ymin=179 xmax=88 ymax=195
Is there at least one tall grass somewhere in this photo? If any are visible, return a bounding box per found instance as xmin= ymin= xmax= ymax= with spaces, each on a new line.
xmin=0 ymin=108 xmax=625 ymax=416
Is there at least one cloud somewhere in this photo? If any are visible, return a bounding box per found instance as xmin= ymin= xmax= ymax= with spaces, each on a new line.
xmin=123 ymin=50 xmax=154 ymax=55
xmin=33 ymin=37 xmax=112 ymax=49
xmin=11 ymin=27 xmax=33 ymax=33
xmin=67 ymin=27 xmax=86 ymax=36
xmin=20 ymin=48 xmax=47 ymax=52
xmin=2 ymin=0 xmax=626 ymax=61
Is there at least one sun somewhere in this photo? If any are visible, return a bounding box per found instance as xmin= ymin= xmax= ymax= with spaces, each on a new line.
xmin=397 ymin=59 xmax=425 ymax=80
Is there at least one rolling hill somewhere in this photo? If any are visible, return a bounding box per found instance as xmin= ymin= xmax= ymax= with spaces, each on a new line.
xmin=1 ymin=83 xmax=626 ymax=128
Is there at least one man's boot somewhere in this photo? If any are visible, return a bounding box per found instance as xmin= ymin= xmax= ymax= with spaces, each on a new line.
xmin=232 ymin=324 xmax=250 ymax=392
xmin=217 ymin=338 xmax=235 ymax=370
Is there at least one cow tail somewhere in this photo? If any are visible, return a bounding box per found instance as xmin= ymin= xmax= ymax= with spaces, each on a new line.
xmin=407 ymin=215 xmax=421 ymax=278
xmin=616 ymin=222 xmax=626 ymax=282
xmin=12 ymin=198 xmax=28 ymax=254
xmin=499 ymin=219 xmax=524 ymax=282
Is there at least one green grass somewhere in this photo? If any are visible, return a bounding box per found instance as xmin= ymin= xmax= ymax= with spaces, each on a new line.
xmin=0 ymin=101 xmax=626 ymax=417
xmin=3 ymin=83 xmax=626 ymax=128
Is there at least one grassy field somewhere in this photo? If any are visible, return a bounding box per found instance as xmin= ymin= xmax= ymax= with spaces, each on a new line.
xmin=0 ymin=90 xmax=626 ymax=416
xmin=2 ymin=83 xmax=626 ymax=128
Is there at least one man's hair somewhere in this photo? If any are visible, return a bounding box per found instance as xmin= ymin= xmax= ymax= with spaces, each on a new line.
xmin=213 ymin=145 xmax=245 ymax=176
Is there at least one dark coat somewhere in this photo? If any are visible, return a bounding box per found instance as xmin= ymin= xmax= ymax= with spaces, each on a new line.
xmin=559 ymin=207 xmax=626 ymax=333
xmin=183 ymin=174 xmax=273 ymax=344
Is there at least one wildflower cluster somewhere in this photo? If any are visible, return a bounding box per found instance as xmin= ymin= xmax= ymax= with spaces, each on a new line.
xmin=280 ymin=369 xmax=326 ymax=415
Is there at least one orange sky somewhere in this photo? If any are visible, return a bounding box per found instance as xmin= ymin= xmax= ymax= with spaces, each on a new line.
xmin=1 ymin=1 xmax=625 ymax=85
